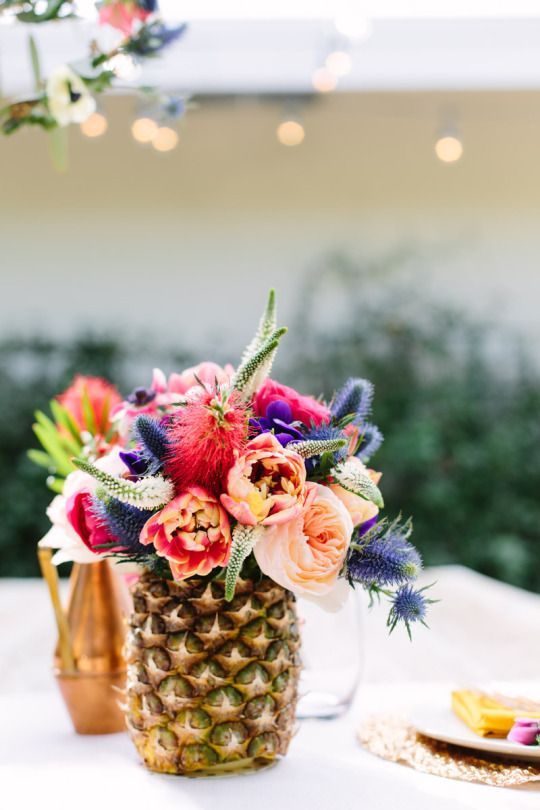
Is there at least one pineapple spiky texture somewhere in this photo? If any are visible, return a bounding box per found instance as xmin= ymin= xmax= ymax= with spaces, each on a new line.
xmin=125 ymin=572 xmax=301 ymax=775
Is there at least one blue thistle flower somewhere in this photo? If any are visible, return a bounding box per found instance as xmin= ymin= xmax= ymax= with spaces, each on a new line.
xmin=92 ymin=497 xmax=151 ymax=552
xmin=127 ymin=21 xmax=187 ymax=57
xmin=347 ymin=518 xmax=421 ymax=588
xmin=331 ymin=378 xmax=374 ymax=424
xmin=356 ymin=423 xmax=384 ymax=462
xmin=303 ymin=422 xmax=349 ymax=459
xmin=132 ymin=414 xmax=169 ymax=473
xmin=388 ymin=584 xmax=434 ymax=639
xmin=301 ymin=422 xmax=349 ymax=474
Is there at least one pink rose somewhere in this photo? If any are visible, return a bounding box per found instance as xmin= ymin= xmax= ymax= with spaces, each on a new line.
xmin=254 ymin=379 xmax=330 ymax=427
xmin=66 ymin=491 xmax=120 ymax=555
xmin=220 ymin=432 xmax=306 ymax=526
xmin=167 ymin=362 xmax=234 ymax=396
xmin=38 ymin=448 xmax=127 ymax=565
xmin=254 ymin=482 xmax=353 ymax=604
xmin=140 ymin=487 xmax=231 ymax=579
xmin=98 ymin=2 xmax=151 ymax=36
xmin=329 ymin=457 xmax=381 ymax=527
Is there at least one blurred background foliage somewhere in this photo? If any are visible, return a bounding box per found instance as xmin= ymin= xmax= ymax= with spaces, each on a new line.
xmin=2 ymin=257 xmax=539 ymax=591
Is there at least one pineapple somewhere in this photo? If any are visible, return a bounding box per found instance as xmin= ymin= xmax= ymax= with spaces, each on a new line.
xmin=125 ymin=571 xmax=301 ymax=775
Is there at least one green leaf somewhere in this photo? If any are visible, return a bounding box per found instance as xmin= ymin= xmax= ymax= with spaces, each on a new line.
xmin=241 ymin=289 xmax=277 ymax=363
xmin=49 ymin=400 xmax=82 ymax=444
xmin=233 ymin=327 xmax=287 ymax=397
xmin=288 ymin=438 xmax=347 ymax=459
xmin=225 ymin=525 xmax=263 ymax=601
xmin=72 ymin=458 xmax=174 ymax=509
xmin=17 ymin=0 xmax=68 ymax=23
xmin=46 ymin=476 xmax=65 ymax=494
xmin=48 ymin=125 xmax=68 ymax=173
xmin=331 ymin=459 xmax=384 ymax=508
xmin=35 ymin=409 xmax=80 ymax=456
xmin=27 ymin=449 xmax=53 ymax=470
xmin=28 ymin=35 xmax=42 ymax=92
xmin=32 ymin=424 xmax=74 ymax=477
xmin=81 ymin=385 xmax=97 ymax=434
xmin=98 ymin=393 xmax=111 ymax=435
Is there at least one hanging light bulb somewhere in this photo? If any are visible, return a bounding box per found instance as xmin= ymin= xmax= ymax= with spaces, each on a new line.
xmin=80 ymin=112 xmax=108 ymax=138
xmin=325 ymin=50 xmax=352 ymax=77
xmin=131 ymin=117 xmax=159 ymax=143
xmin=152 ymin=126 xmax=179 ymax=152
xmin=312 ymin=67 xmax=337 ymax=93
xmin=434 ymin=133 xmax=463 ymax=163
xmin=276 ymin=119 xmax=305 ymax=147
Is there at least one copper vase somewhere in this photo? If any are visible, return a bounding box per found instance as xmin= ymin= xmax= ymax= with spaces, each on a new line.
xmin=40 ymin=552 xmax=131 ymax=734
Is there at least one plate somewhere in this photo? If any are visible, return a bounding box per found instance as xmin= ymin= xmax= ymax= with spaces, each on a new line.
xmin=411 ymin=701 xmax=540 ymax=762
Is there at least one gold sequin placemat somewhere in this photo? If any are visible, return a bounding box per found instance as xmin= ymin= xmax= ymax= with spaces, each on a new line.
xmin=358 ymin=715 xmax=540 ymax=788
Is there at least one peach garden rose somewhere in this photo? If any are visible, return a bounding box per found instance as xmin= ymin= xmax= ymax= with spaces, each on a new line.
xmin=254 ymin=481 xmax=354 ymax=607
xmin=140 ymin=486 xmax=231 ymax=579
xmin=220 ymin=432 xmax=306 ymax=526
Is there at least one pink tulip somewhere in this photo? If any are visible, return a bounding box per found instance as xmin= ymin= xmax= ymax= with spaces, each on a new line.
xmin=140 ymin=487 xmax=232 ymax=579
xmin=220 ymin=432 xmax=306 ymax=526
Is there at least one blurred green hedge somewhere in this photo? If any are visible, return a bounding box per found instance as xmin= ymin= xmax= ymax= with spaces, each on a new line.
xmin=2 ymin=260 xmax=539 ymax=591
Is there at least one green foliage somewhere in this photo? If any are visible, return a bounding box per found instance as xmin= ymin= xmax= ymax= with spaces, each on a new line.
xmin=286 ymin=256 xmax=540 ymax=592
xmin=233 ymin=326 xmax=287 ymax=397
xmin=72 ymin=458 xmax=174 ymax=510
xmin=2 ymin=259 xmax=540 ymax=592
xmin=288 ymin=438 xmax=347 ymax=458
xmin=332 ymin=458 xmax=384 ymax=508
xmin=225 ymin=525 xmax=262 ymax=601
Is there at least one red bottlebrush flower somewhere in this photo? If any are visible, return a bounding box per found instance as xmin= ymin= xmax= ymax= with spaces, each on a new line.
xmin=164 ymin=387 xmax=249 ymax=496
xmin=58 ymin=375 xmax=122 ymax=435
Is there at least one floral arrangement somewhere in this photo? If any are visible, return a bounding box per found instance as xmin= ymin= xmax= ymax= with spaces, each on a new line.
xmin=0 ymin=0 xmax=185 ymax=134
xmin=32 ymin=291 xmax=431 ymax=635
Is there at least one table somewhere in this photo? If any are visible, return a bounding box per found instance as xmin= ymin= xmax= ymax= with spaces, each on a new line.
xmin=1 ymin=566 xmax=539 ymax=809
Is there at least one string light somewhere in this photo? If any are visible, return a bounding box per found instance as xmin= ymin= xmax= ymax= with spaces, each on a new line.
xmin=276 ymin=119 xmax=305 ymax=147
xmin=152 ymin=126 xmax=179 ymax=152
xmin=131 ymin=117 xmax=159 ymax=143
xmin=434 ymin=134 xmax=463 ymax=163
xmin=312 ymin=67 xmax=337 ymax=93
xmin=325 ymin=50 xmax=352 ymax=77
xmin=80 ymin=112 xmax=108 ymax=138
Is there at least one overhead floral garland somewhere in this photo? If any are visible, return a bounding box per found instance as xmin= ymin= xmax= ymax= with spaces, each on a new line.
xmin=0 ymin=0 xmax=186 ymax=135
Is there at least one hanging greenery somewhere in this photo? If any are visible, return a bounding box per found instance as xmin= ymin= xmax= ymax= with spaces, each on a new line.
xmin=0 ymin=1 xmax=186 ymax=135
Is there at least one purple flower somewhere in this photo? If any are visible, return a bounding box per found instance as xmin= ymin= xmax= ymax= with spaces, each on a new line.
xmin=331 ymin=377 xmax=374 ymax=424
xmin=388 ymin=584 xmax=434 ymax=639
xmin=126 ymin=386 xmax=156 ymax=406
xmin=249 ymin=399 xmax=304 ymax=447
xmin=120 ymin=450 xmax=148 ymax=476
xmin=347 ymin=518 xmax=421 ymax=589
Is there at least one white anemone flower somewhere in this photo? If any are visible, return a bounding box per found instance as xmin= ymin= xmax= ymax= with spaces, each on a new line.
xmin=46 ymin=65 xmax=96 ymax=127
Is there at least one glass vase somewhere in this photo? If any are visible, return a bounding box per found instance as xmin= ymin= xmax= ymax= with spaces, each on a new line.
xmin=296 ymin=587 xmax=365 ymax=719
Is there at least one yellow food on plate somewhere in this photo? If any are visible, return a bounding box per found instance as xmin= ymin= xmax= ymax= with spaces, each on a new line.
xmin=452 ymin=689 xmax=540 ymax=737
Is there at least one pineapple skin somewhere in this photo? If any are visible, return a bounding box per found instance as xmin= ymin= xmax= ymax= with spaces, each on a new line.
xmin=125 ymin=572 xmax=301 ymax=775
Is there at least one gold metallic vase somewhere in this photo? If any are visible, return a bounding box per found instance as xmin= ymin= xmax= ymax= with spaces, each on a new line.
xmin=39 ymin=550 xmax=130 ymax=735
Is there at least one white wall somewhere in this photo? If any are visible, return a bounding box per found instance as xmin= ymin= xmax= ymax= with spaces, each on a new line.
xmin=1 ymin=91 xmax=539 ymax=359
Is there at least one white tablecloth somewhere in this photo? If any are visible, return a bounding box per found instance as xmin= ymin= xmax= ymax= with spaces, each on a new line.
xmin=1 ymin=566 xmax=539 ymax=809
